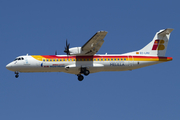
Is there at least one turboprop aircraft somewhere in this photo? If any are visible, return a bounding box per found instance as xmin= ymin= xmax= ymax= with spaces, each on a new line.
xmin=6 ymin=28 xmax=173 ymax=81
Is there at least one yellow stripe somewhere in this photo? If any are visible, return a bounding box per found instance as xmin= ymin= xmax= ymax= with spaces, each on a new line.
xmin=31 ymin=55 xmax=45 ymax=61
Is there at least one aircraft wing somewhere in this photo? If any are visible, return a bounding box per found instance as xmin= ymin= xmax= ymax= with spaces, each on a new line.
xmin=81 ymin=31 xmax=108 ymax=55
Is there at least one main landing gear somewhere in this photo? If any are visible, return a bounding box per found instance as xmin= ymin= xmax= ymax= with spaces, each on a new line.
xmin=77 ymin=74 xmax=84 ymax=81
xmin=77 ymin=68 xmax=90 ymax=81
xmin=15 ymin=71 xmax=19 ymax=78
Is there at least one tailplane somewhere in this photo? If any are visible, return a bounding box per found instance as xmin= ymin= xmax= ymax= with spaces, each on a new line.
xmin=137 ymin=28 xmax=173 ymax=56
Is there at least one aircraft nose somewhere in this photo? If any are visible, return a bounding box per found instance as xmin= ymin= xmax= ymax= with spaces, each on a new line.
xmin=6 ymin=63 xmax=12 ymax=70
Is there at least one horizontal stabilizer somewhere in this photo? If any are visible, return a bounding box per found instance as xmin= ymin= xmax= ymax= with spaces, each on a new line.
xmin=158 ymin=28 xmax=174 ymax=36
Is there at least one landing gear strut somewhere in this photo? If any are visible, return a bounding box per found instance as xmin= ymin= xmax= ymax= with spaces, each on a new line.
xmin=15 ymin=71 xmax=19 ymax=78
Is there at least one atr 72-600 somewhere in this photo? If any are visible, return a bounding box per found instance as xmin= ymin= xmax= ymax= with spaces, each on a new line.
xmin=6 ymin=28 xmax=173 ymax=81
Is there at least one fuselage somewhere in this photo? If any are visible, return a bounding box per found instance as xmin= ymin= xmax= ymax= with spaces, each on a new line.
xmin=6 ymin=54 xmax=172 ymax=75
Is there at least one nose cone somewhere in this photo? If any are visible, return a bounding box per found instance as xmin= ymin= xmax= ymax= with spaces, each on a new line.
xmin=6 ymin=63 xmax=12 ymax=70
xmin=6 ymin=63 xmax=11 ymax=70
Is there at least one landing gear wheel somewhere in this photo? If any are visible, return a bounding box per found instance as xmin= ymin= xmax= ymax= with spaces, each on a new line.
xmin=78 ymin=75 xmax=84 ymax=81
xmin=15 ymin=71 xmax=19 ymax=78
xmin=15 ymin=74 xmax=19 ymax=78
xmin=84 ymin=70 xmax=90 ymax=76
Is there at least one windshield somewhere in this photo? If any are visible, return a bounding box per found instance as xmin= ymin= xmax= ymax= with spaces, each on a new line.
xmin=14 ymin=57 xmax=24 ymax=61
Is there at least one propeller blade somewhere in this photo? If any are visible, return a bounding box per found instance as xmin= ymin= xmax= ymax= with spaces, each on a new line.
xmin=64 ymin=39 xmax=70 ymax=55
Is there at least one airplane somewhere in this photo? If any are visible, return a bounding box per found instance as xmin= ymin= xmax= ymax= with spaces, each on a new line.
xmin=6 ymin=28 xmax=173 ymax=81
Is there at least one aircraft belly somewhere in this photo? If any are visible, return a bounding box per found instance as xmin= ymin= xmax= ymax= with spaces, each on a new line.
xmin=130 ymin=61 xmax=162 ymax=70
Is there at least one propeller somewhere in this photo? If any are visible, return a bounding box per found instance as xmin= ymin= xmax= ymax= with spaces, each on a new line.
xmin=64 ymin=39 xmax=70 ymax=55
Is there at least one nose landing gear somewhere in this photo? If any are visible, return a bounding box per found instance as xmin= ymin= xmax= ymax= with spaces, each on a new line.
xmin=15 ymin=71 xmax=19 ymax=78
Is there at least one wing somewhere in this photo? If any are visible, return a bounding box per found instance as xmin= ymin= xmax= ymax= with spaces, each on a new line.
xmin=82 ymin=31 xmax=108 ymax=55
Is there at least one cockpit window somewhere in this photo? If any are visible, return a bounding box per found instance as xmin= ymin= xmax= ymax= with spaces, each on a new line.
xmin=14 ymin=58 xmax=18 ymax=61
xmin=14 ymin=57 xmax=24 ymax=61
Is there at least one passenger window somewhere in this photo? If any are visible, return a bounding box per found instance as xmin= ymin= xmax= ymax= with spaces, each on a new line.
xmin=118 ymin=58 xmax=119 ymax=61
xmin=108 ymin=59 xmax=110 ymax=61
xmin=94 ymin=59 xmax=96 ymax=61
xmin=97 ymin=59 xmax=99 ymax=61
xmin=105 ymin=59 xmax=106 ymax=61
xmin=114 ymin=58 xmax=116 ymax=61
xmin=63 ymin=59 xmax=65 ymax=61
xmin=101 ymin=59 xmax=103 ymax=61
xmin=53 ymin=59 xmax=55 ymax=61
xmin=47 ymin=59 xmax=49 ymax=61
xmin=22 ymin=58 xmax=24 ymax=60
xmin=111 ymin=58 xmax=113 ymax=61
xmin=121 ymin=58 xmax=123 ymax=61
xmin=57 ymin=59 xmax=58 ymax=61
xmin=124 ymin=58 xmax=126 ymax=61
xmin=73 ymin=59 xmax=75 ymax=61
xmin=43 ymin=59 xmax=45 ymax=62
xmin=50 ymin=59 xmax=52 ymax=61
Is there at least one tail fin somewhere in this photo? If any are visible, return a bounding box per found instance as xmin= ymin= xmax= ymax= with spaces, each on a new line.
xmin=138 ymin=28 xmax=174 ymax=56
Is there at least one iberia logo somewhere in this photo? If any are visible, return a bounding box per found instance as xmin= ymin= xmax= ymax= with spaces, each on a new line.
xmin=152 ymin=40 xmax=165 ymax=50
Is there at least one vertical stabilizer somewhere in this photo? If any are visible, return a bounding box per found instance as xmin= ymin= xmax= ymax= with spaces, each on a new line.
xmin=138 ymin=28 xmax=173 ymax=56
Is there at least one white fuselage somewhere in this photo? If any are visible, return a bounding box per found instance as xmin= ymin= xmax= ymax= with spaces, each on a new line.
xmin=6 ymin=54 xmax=169 ymax=75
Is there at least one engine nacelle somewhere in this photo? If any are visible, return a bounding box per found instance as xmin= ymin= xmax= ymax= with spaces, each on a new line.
xmin=69 ymin=47 xmax=86 ymax=55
